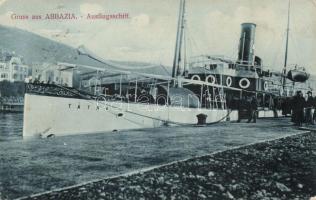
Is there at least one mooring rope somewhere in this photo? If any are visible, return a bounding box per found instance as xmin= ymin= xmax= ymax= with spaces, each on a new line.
xmin=97 ymin=100 xmax=232 ymax=127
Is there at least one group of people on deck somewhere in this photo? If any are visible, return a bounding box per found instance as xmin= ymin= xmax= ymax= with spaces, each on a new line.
xmin=291 ymin=91 xmax=316 ymax=126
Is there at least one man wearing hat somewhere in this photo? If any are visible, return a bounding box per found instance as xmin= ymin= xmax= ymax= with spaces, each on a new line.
xmin=305 ymin=91 xmax=314 ymax=125
xmin=313 ymin=95 xmax=316 ymax=123
xmin=292 ymin=91 xmax=306 ymax=126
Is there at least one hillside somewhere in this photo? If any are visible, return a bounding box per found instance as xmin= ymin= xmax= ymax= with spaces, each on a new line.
xmin=0 ymin=25 xmax=94 ymax=66
xmin=0 ymin=25 xmax=171 ymax=76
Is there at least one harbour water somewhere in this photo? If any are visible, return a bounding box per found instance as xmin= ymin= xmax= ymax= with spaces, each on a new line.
xmin=0 ymin=113 xmax=23 ymax=141
xmin=0 ymin=114 xmax=306 ymax=199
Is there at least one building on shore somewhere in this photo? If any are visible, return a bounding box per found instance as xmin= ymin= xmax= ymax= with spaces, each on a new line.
xmin=0 ymin=52 xmax=29 ymax=82
xmin=31 ymin=62 xmax=74 ymax=87
xmin=0 ymin=96 xmax=24 ymax=112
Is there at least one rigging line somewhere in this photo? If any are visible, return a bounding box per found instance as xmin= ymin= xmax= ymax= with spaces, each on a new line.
xmin=289 ymin=31 xmax=303 ymax=65
xmin=289 ymin=12 xmax=306 ymax=66
xmin=186 ymin=26 xmax=200 ymax=55
xmin=159 ymin=64 xmax=172 ymax=76
xmin=98 ymin=100 xmax=188 ymax=125
xmin=97 ymin=100 xmax=150 ymax=127
xmin=271 ymin=31 xmax=285 ymax=67
xmin=272 ymin=30 xmax=286 ymax=69
xmin=229 ymin=41 xmax=239 ymax=60
xmin=186 ymin=29 xmax=195 ymax=57
xmin=260 ymin=32 xmax=275 ymax=64
xmin=122 ymin=115 xmax=148 ymax=127
xmin=186 ymin=26 xmax=199 ymax=55
xmin=184 ymin=26 xmax=193 ymax=60
xmin=156 ymin=47 xmax=167 ymax=68
xmin=188 ymin=35 xmax=198 ymax=54
xmin=78 ymin=45 xmax=161 ymax=70
xmin=191 ymin=34 xmax=202 ymax=57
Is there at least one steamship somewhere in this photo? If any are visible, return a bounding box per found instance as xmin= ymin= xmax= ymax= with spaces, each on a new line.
xmin=23 ymin=0 xmax=311 ymax=138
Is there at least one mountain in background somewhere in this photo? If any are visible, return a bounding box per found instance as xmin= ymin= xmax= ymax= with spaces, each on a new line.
xmin=0 ymin=25 xmax=94 ymax=66
xmin=0 ymin=25 xmax=171 ymax=76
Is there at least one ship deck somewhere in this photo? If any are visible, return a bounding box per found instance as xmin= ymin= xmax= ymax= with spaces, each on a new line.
xmin=0 ymin=117 xmax=313 ymax=199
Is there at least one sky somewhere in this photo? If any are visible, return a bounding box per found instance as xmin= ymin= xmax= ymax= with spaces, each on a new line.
xmin=0 ymin=0 xmax=315 ymax=74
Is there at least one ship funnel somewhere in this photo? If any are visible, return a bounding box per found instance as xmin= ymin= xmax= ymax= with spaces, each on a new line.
xmin=238 ymin=23 xmax=256 ymax=66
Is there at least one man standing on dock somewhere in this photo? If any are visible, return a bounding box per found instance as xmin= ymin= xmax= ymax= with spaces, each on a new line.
xmin=237 ymin=96 xmax=248 ymax=123
xmin=313 ymin=94 xmax=316 ymax=124
xmin=292 ymin=91 xmax=306 ymax=126
xmin=305 ymin=91 xmax=314 ymax=125
xmin=247 ymin=96 xmax=258 ymax=123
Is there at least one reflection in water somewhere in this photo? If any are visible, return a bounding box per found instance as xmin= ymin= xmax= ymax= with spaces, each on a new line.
xmin=0 ymin=113 xmax=23 ymax=141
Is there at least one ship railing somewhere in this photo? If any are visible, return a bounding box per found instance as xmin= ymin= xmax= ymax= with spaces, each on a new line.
xmin=55 ymin=61 xmax=231 ymax=110
xmin=115 ymin=77 xmax=231 ymax=110
xmin=122 ymin=76 xmax=297 ymax=111
xmin=25 ymin=82 xmax=99 ymax=100
xmin=180 ymin=78 xmax=232 ymax=110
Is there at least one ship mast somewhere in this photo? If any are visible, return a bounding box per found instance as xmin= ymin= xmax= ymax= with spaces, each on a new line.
xmin=172 ymin=0 xmax=186 ymax=86
xmin=282 ymin=0 xmax=291 ymax=90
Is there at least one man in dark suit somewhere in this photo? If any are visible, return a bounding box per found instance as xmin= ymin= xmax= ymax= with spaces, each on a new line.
xmin=247 ymin=96 xmax=258 ymax=123
xmin=313 ymin=95 xmax=316 ymax=124
xmin=237 ymin=95 xmax=248 ymax=122
xmin=292 ymin=91 xmax=306 ymax=126
xmin=305 ymin=91 xmax=314 ymax=125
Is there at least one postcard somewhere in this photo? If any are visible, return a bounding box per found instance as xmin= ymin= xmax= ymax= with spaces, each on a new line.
xmin=0 ymin=0 xmax=315 ymax=199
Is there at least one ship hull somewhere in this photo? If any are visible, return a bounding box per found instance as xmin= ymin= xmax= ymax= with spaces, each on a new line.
xmin=23 ymin=94 xmax=239 ymax=138
xmin=23 ymin=93 xmax=282 ymax=138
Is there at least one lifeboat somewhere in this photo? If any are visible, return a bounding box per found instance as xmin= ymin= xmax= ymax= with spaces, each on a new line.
xmin=286 ymin=68 xmax=310 ymax=82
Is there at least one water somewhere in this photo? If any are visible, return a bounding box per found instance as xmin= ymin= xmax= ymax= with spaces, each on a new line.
xmin=0 ymin=113 xmax=23 ymax=141
xmin=0 ymin=115 xmax=304 ymax=199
